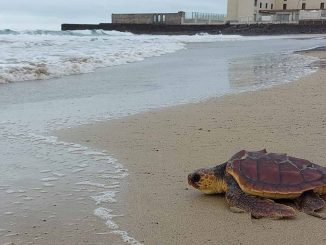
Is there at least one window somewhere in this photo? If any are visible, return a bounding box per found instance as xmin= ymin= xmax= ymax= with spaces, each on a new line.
xmin=265 ymin=3 xmax=268 ymax=8
xmin=321 ymin=3 xmax=325 ymax=9
xmin=158 ymin=14 xmax=161 ymax=22
xmin=254 ymin=0 xmax=258 ymax=7
xmin=260 ymin=2 xmax=262 ymax=8
xmin=162 ymin=15 xmax=166 ymax=22
xmin=302 ymin=3 xmax=306 ymax=10
xmin=283 ymin=4 xmax=287 ymax=10
xmin=153 ymin=15 xmax=158 ymax=22
xmin=271 ymin=3 xmax=274 ymax=9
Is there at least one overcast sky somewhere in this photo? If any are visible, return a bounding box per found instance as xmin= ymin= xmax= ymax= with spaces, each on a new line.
xmin=0 ymin=0 xmax=227 ymax=30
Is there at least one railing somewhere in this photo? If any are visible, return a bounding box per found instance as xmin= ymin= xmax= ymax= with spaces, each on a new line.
xmin=298 ymin=10 xmax=326 ymax=20
xmin=184 ymin=12 xmax=225 ymax=24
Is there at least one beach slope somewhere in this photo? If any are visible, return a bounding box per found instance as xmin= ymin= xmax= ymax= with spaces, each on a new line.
xmin=58 ymin=50 xmax=326 ymax=245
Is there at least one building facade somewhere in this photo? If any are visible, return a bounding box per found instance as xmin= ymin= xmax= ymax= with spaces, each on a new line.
xmin=227 ymin=0 xmax=275 ymax=22
xmin=227 ymin=0 xmax=326 ymax=23
xmin=274 ymin=0 xmax=325 ymax=10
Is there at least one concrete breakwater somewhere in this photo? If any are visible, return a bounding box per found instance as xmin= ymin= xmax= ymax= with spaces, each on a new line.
xmin=61 ymin=22 xmax=326 ymax=35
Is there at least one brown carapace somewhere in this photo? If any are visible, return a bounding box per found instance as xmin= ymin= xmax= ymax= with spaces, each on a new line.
xmin=188 ymin=150 xmax=326 ymax=219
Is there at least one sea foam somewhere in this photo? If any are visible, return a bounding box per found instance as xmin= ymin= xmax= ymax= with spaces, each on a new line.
xmin=94 ymin=207 xmax=142 ymax=245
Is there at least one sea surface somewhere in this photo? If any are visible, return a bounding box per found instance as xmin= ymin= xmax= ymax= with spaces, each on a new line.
xmin=0 ymin=30 xmax=325 ymax=244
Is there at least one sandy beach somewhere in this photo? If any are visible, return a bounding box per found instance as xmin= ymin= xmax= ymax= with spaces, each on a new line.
xmin=57 ymin=49 xmax=326 ymax=244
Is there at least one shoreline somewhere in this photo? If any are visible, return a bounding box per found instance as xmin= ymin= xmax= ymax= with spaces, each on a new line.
xmin=57 ymin=50 xmax=326 ymax=244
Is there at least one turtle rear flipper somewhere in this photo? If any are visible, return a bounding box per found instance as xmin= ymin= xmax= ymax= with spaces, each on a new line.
xmin=296 ymin=191 xmax=326 ymax=219
xmin=226 ymin=176 xmax=296 ymax=219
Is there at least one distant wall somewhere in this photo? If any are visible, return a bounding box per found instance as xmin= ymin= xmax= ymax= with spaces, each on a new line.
xmin=112 ymin=14 xmax=153 ymax=24
xmin=61 ymin=23 xmax=326 ymax=35
xmin=61 ymin=24 xmax=100 ymax=30
xmin=112 ymin=12 xmax=185 ymax=25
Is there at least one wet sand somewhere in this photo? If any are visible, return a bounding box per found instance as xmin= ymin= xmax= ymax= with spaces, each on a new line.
xmin=58 ymin=50 xmax=326 ymax=245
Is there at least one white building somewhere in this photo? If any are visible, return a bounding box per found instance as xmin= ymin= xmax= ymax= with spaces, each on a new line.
xmin=227 ymin=0 xmax=326 ymax=23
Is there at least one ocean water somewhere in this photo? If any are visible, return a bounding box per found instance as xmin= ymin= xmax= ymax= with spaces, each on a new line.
xmin=0 ymin=29 xmax=321 ymax=84
xmin=0 ymin=30 xmax=326 ymax=244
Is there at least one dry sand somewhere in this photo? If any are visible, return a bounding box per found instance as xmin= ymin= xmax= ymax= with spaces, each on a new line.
xmin=58 ymin=50 xmax=326 ymax=245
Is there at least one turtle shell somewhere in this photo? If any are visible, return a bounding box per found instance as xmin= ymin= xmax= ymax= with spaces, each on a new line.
xmin=226 ymin=150 xmax=326 ymax=199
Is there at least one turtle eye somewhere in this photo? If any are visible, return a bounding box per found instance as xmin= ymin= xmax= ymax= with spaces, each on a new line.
xmin=192 ymin=174 xmax=201 ymax=183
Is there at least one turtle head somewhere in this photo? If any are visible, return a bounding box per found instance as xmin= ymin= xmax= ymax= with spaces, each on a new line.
xmin=188 ymin=163 xmax=227 ymax=194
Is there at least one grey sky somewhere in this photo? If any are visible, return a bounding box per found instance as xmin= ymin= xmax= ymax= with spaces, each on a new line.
xmin=0 ymin=0 xmax=227 ymax=30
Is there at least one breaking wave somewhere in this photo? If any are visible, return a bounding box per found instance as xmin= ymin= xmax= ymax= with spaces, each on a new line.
xmin=0 ymin=29 xmax=320 ymax=83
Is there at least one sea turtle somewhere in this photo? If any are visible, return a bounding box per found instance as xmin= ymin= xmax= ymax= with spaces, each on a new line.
xmin=188 ymin=149 xmax=326 ymax=219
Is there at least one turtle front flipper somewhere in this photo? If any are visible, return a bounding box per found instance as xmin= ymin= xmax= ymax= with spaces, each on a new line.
xmin=296 ymin=191 xmax=326 ymax=219
xmin=225 ymin=176 xmax=296 ymax=219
